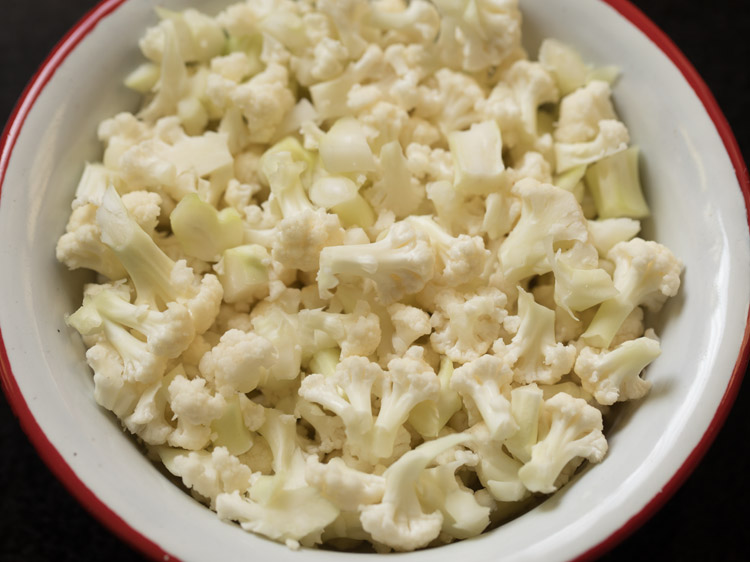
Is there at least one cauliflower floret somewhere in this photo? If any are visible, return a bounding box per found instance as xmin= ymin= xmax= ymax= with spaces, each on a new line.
xmin=299 ymin=356 xmax=382 ymax=461
xmin=67 ymin=281 xmax=194 ymax=384
xmin=406 ymin=143 xmax=454 ymax=183
xmin=432 ymin=0 xmax=522 ymax=73
xmin=574 ymin=331 xmax=661 ymax=405
xmin=501 ymin=60 xmax=559 ymax=140
xmin=359 ymin=432 xmax=471 ymax=551
xmin=417 ymin=68 xmax=486 ymax=135
xmin=215 ymin=409 xmax=339 ymax=548
xmin=373 ymin=347 xmax=440 ymax=459
xmin=430 ymin=287 xmax=507 ymax=364
xmin=167 ymin=374 xmax=226 ymax=450
xmin=451 ymin=355 xmax=518 ymax=441
xmin=121 ymin=191 xmax=162 ymax=233
xmin=210 ymin=51 xmax=257 ymax=83
xmin=517 ymin=392 xmax=608 ymax=493
xmin=97 ymin=187 xmax=224 ymax=335
xmin=495 ymin=288 xmax=577 ymax=385
xmin=300 ymin=349 xmax=438 ymax=464
xmin=358 ymin=102 xmax=412 ymax=152
xmin=554 ymin=119 xmax=629 ymax=174
xmin=56 ymin=204 xmax=128 ymax=280
xmin=406 ymin=215 xmax=489 ymax=286
xmin=98 ymin=112 xmax=150 ymax=168
xmin=408 ymin=357 xmax=462 ymax=439
xmin=503 ymin=383 xmax=544 ymax=464
xmin=298 ymin=301 xmax=381 ymax=359
xmin=318 ymin=221 xmax=436 ymax=305
xmin=466 ymin=422 xmax=527 ymax=502
xmin=555 ymin=80 xmax=618 ymax=143
xmin=250 ymin=297 xmax=303 ymax=383
xmin=305 ymin=456 xmax=385 ymax=511
xmin=582 ymin=238 xmax=683 ymax=348
xmin=388 ymin=303 xmax=431 ymax=355
xmin=198 ymin=329 xmax=278 ymax=396
xmin=291 ymin=36 xmax=350 ymax=86
xmin=499 ymin=178 xmax=592 ymax=283
xmin=369 ymin=0 xmax=441 ymax=44
xmin=272 ymin=208 xmax=346 ymax=272
xmin=158 ymin=446 xmax=254 ymax=508
xmin=230 ymin=63 xmax=296 ymax=143
xmin=426 ymin=181 xmax=485 ymax=237
xmin=416 ymin=453 xmax=491 ymax=541
xmin=295 ymin=399 xmax=347 ymax=454
xmin=366 ymin=140 xmax=425 ymax=219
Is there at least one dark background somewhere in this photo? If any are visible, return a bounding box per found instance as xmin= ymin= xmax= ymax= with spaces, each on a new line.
xmin=1 ymin=1 xmax=748 ymax=560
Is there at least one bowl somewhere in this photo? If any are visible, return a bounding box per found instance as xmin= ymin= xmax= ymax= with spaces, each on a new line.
xmin=1 ymin=0 xmax=748 ymax=560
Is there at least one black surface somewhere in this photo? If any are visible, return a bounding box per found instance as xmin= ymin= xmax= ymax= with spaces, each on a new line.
xmin=1 ymin=1 xmax=748 ymax=561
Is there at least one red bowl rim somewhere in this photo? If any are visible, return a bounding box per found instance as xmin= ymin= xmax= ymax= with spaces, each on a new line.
xmin=1 ymin=1 xmax=748 ymax=561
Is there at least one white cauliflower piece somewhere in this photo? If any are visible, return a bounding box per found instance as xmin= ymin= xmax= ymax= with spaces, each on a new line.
xmin=496 ymin=288 xmax=576 ymax=385
xmin=66 ymin=282 xmax=193 ymax=385
xmin=158 ymin=446 xmax=253 ymax=508
xmin=295 ymin=399 xmax=347 ymax=455
xmin=56 ymin=204 xmax=128 ymax=280
xmin=198 ymin=329 xmax=277 ymax=396
xmin=406 ymin=215 xmax=489 ymax=286
xmin=499 ymin=178 xmax=592 ymax=283
xmin=318 ymin=221 xmax=436 ymax=305
xmin=417 ymin=68 xmax=485 ymax=135
xmin=416 ymin=455 xmax=491 ymax=540
xmin=432 ymin=0 xmax=522 ymax=73
xmin=388 ymin=303 xmax=431 ymax=355
xmin=430 ymin=287 xmax=507 ymax=364
xmin=451 ymin=355 xmax=518 ymax=441
xmin=215 ymin=409 xmax=339 ymax=547
xmin=367 ymin=140 xmax=424 ymax=219
xmin=167 ymin=374 xmax=226 ymax=450
xmin=555 ymin=119 xmax=629 ymax=173
xmin=555 ymin=80 xmax=618 ymax=143
xmin=305 ymin=456 xmax=385 ymax=511
xmin=299 ymin=356 xmax=382 ymax=461
xmin=466 ymin=422 xmax=527 ymax=502
xmin=230 ymin=63 xmax=295 ymax=143
xmin=582 ymin=238 xmax=683 ymax=348
xmin=298 ymin=301 xmax=381 ymax=359
xmin=575 ymin=332 xmax=661 ymax=405
xmin=359 ymin=433 xmax=471 ymax=551
xmin=518 ymin=392 xmax=608 ymax=493
xmin=373 ymin=347 xmax=440 ymax=459
xmin=426 ymin=180 xmax=486 ymax=237
xmin=406 ymin=143 xmax=454 ymax=183
xmin=272 ymin=208 xmax=346 ymax=272
xmin=501 ymin=60 xmax=559 ymax=139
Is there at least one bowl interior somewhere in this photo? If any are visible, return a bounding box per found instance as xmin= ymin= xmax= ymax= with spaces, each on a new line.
xmin=1 ymin=0 xmax=748 ymax=561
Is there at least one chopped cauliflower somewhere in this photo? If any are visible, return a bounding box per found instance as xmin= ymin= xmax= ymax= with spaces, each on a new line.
xmin=59 ymin=0 xmax=681 ymax=553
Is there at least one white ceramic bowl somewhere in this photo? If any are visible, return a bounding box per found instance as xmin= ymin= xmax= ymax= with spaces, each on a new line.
xmin=1 ymin=1 xmax=748 ymax=560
